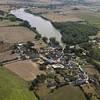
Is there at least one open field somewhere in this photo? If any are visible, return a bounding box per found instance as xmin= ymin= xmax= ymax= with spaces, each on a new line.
xmin=0 ymin=26 xmax=36 ymax=43
xmin=4 ymin=60 xmax=45 ymax=81
xmin=0 ymin=18 xmax=46 ymax=47
xmin=36 ymin=85 xmax=86 ymax=100
xmin=81 ymin=84 xmax=98 ymax=100
xmin=0 ymin=4 xmax=11 ymax=12
xmin=83 ymin=64 xmax=100 ymax=76
xmin=0 ymin=68 xmax=37 ymax=100
xmin=75 ymin=8 xmax=100 ymax=28
xmin=39 ymin=5 xmax=100 ymax=26
xmin=29 ymin=6 xmax=84 ymax=22
xmin=41 ymin=12 xmax=82 ymax=22
xmin=79 ymin=13 xmax=100 ymax=28
xmin=0 ymin=42 xmax=12 ymax=53
xmin=0 ymin=50 xmax=16 ymax=62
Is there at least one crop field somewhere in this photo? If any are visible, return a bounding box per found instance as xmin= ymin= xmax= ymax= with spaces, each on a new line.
xmin=0 ymin=4 xmax=11 ymax=12
xmin=4 ymin=60 xmax=45 ymax=81
xmin=41 ymin=12 xmax=82 ymax=22
xmin=0 ymin=68 xmax=37 ymax=100
xmin=0 ymin=26 xmax=36 ymax=43
xmin=0 ymin=19 xmax=46 ymax=47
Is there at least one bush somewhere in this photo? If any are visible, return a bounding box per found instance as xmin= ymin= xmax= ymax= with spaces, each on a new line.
xmin=22 ymin=21 xmax=31 ymax=28
xmin=27 ymin=41 xmax=35 ymax=47
xmin=7 ymin=14 xmax=17 ymax=22
xmin=0 ymin=63 xmax=3 ymax=67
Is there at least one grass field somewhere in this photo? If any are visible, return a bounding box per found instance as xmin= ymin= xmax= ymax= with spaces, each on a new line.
xmin=0 ymin=20 xmax=22 ymax=27
xmin=0 ymin=68 xmax=37 ymax=100
xmin=79 ymin=13 xmax=100 ymax=28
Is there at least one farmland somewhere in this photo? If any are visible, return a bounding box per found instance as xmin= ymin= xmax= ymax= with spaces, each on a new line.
xmin=0 ymin=19 xmax=36 ymax=43
xmin=0 ymin=2 xmax=100 ymax=100
xmin=0 ymin=26 xmax=36 ymax=43
xmin=0 ymin=68 xmax=37 ymax=100
xmin=4 ymin=60 xmax=45 ymax=81
xmin=35 ymin=85 xmax=86 ymax=100
xmin=79 ymin=13 xmax=100 ymax=28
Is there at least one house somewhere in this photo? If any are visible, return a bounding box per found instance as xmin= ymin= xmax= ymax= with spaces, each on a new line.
xmin=47 ymin=82 xmax=57 ymax=89
xmin=47 ymin=79 xmax=57 ymax=89
xmin=14 ymin=42 xmax=39 ymax=60
xmin=69 ymin=46 xmax=75 ymax=49
xmin=52 ymin=64 xmax=65 ymax=69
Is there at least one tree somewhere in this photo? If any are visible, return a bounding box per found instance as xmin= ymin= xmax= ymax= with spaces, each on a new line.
xmin=53 ymin=22 xmax=99 ymax=45
xmin=36 ymin=74 xmax=46 ymax=83
xmin=49 ymin=37 xmax=56 ymax=43
xmin=23 ymin=21 xmax=31 ymax=28
xmin=0 ymin=63 xmax=3 ymax=67
xmin=54 ymin=41 xmax=60 ymax=46
xmin=0 ymin=17 xmax=3 ymax=21
xmin=31 ymin=79 xmax=38 ymax=87
xmin=35 ymin=34 xmax=41 ymax=40
xmin=7 ymin=14 xmax=17 ymax=22
xmin=27 ymin=41 xmax=34 ymax=47
xmin=42 ymin=37 xmax=48 ymax=43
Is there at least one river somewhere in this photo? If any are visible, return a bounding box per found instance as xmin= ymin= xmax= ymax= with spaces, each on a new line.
xmin=10 ymin=8 xmax=63 ymax=46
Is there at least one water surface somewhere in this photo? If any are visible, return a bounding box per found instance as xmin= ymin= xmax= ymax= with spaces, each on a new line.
xmin=10 ymin=8 xmax=63 ymax=46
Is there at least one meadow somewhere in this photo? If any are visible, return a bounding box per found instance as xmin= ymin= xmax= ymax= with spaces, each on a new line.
xmin=0 ymin=68 xmax=37 ymax=100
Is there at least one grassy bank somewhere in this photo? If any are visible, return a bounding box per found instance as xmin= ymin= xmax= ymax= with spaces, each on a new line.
xmin=0 ymin=68 xmax=37 ymax=100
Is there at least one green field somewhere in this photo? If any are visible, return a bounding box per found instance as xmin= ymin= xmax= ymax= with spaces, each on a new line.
xmin=0 ymin=68 xmax=37 ymax=100
xmin=79 ymin=13 xmax=100 ymax=28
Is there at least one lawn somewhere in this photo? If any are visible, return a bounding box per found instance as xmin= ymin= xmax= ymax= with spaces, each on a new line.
xmin=0 ymin=68 xmax=37 ymax=100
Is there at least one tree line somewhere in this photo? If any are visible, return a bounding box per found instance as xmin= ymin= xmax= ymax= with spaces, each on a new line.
xmin=53 ymin=22 xmax=99 ymax=45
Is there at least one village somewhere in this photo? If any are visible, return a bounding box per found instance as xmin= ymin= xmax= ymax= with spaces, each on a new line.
xmin=0 ymin=20 xmax=99 ymax=96
xmin=0 ymin=35 xmax=99 ymax=91
xmin=0 ymin=2 xmax=100 ymax=100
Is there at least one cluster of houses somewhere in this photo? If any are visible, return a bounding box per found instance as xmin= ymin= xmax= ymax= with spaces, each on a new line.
xmin=13 ymin=42 xmax=39 ymax=60
xmin=37 ymin=46 xmax=89 ymax=88
xmin=13 ymin=41 xmax=98 ymax=90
